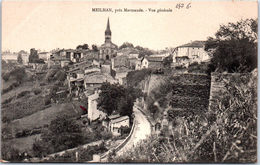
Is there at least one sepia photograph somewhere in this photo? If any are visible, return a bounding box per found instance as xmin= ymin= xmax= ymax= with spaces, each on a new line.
xmin=1 ymin=0 xmax=258 ymax=163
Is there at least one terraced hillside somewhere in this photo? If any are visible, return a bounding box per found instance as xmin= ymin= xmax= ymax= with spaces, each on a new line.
xmin=169 ymin=74 xmax=211 ymax=114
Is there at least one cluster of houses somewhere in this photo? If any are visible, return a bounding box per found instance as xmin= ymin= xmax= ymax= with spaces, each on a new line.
xmin=2 ymin=18 xmax=211 ymax=136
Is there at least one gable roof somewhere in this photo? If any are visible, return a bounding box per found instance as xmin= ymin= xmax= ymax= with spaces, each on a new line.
xmin=145 ymin=56 xmax=164 ymax=62
xmin=178 ymin=41 xmax=205 ymax=48
xmin=84 ymin=73 xmax=116 ymax=84
xmin=110 ymin=116 xmax=129 ymax=124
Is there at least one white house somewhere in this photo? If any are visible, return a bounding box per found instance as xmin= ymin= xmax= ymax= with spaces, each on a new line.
xmin=38 ymin=52 xmax=51 ymax=62
xmin=108 ymin=115 xmax=130 ymax=136
xmin=141 ymin=56 xmax=164 ymax=69
xmin=173 ymin=41 xmax=210 ymax=67
xmin=88 ymin=91 xmax=106 ymax=122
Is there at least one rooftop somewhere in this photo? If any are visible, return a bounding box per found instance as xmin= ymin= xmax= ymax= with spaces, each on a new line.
xmin=110 ymin=116 xmax=129 ymax=124
xmin=145 ymin=56 xmax=164 ymax=62
xmin=84 ymin=73 xmax=116 ymax=84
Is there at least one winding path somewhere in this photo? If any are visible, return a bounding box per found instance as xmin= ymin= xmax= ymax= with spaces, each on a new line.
xmin=116 ymin=105 xmax=152 ymax=157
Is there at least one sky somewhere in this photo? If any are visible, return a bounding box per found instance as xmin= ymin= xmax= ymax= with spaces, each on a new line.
xmin=2 ymin=0 xmax=258 ymax=52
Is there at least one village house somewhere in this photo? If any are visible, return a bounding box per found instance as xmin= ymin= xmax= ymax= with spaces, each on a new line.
xmin=173 ymin=40 xmax=210 ymax=67
xmin=88 ymin=91 xmax=107 ymax=122
xmin=38 ymin=52 xmax=51 ymax=62
xmin=102 ymin=114 xmax=130 ymax=136
xmin=87 ymin=92 xmax=130 ymax=136
xmin=84 ymin=65 xmax=101 ymax=75
xmin=84 ymin=72 xmax=116 ymax=91
xmin=2 ymin=52 xmax=18 ymax=64
xmin=67 ymin=69 xmax=84 ymax=95
xmin=141 ymin=56 xmax=164 ymax=69
xmin=17 ymin=50 xmax=30 ymax=65
xmin=49 ymin=56 xmax=70 ymax=68
xmin=108 ymin=115 xmax=130 ymax=136
xmin=135 ymin=57 xmax=143 ymax=70
xmin=111 ymin=55 xmax=129 ymax=69
xmin=100 ymin=61 xmax=112 ymax=75
xmin=114 ymin=67 xmax=130 ymax=86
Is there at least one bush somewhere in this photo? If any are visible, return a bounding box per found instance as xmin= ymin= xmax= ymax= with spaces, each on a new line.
xmin=2 ymin=82 xmax=20 ymax=94
xmin=33 ymin=88 xmax=42 ymax=95
xmin=1 ymin=143 xmax=25 ymax=162
xmin=120 ymin=126 xmax=131 ymax=136
xmin=16 ymin=90 xmax=30 ymax=99
xmin=2 ymin=97 xmax=13 ymax=105
xmin=44 ymin=96 xmax=51 ymax=105
xmin=126 ymin=69 xmax=152 ymax=87
xmin=189 ymin=62 xmax=199 ymax=67
xmin=2 ymin=73 xmax=10 ymax=81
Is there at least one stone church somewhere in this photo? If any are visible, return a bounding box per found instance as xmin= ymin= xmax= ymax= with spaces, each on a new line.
xmin=99 ymin=18 xmax=118 ymax=60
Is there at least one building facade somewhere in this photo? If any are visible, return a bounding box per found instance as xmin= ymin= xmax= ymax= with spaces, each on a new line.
xmin=173 ymin=41 xmax=211 ymax=67
xmin=88 ymin=91 xmax=107 ymax=122
xmin=99 ymin=18 xmax=118 ymax=60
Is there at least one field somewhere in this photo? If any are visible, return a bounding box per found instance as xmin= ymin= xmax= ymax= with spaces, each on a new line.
xmin=3 ymin=134 xmax=41 ymax=154
xmin=1 ymin=66 xmax=86 ymax=156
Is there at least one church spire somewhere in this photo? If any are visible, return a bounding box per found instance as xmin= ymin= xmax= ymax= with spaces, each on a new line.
xmin=105 ymin=17 xmax=111 ymax=43
xmin=105 ymin=18 xmax=111 ymax=35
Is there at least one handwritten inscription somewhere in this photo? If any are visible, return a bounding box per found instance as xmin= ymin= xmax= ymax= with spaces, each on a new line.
xmin=92 ymin=3 xmax=191 ymax=14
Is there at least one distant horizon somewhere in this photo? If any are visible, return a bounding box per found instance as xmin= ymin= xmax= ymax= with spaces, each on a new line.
xmin=2 ymin=1 xmax=257 ymax=52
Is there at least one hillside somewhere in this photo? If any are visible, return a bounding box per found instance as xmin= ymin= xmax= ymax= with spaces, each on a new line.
xmin=112 ymin=71 xmax=257 ymax=163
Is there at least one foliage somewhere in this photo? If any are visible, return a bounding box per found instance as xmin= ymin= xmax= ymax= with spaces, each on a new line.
xmin=46 ymin=143 xmax=108 ymax=162
xmin=92 ymin=44 xmax=98 ymax=51
xmin=76 ymin=44 xmax=89 ymax=50
xmin=2 ymin=67 xmax=27 ymax=84
xmin=119 ymin=42 xmax=134 ymax=49
xmin=45 ymin=69 xmax=66 ymax=83
xmin=135 ymin=45 xmax=154 ymax=58
xmin=2 ymin=82 xmax=20 ymax=94
xmin=113 ymin=71 xmax=257 ymax=163
xmin=33 ymin=115 xmax=83 ymax=157
xmin=29 ymin=48 xmax=40 ymax=63
xmin=205 ymin=19 xmax=257 ymax=73
xmin=126 ymin=69 xmax=152 ymax=87
xmin=97 ymin=83 xmax=141 ymax=116
xmin=33 ymin=88 xmax=42 ymax=95
xmin=1 ymin=143 xmax=26 ymax=162
xmin=2 ymin=95 xmax=46 ymax=123
xmin=162 ymin=55 xmax=173 ymax=68
xmin=16 ymin=90 xmax=30 ymax=99
xmin=2 ymin=72 xmax=10 ymax=81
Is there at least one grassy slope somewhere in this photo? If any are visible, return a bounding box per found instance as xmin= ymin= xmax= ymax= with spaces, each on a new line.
xmin=3 ymin=101 xmax=84 ymax=134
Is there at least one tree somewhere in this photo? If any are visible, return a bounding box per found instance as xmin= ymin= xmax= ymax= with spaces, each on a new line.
xmin=163 ymin=55 xmax=173 ymax=68
xmin=82 ymin=44 xmax=89 ymax=49
xmin=17 ymin=54 xmax=23 ymax=64
xmin=205 ymin=19 xmax=257 ymax=73
xmin=29 ymin=48 xmax=39 ymax=63
xmin=92 ymin=44 xmax=98 ymax=52
xmin=33 ymin=115 xmax=83 ymax=157
xmin=135 ymin=45 xmax=154 ymax=58
xmin=76 ymin=44 xmax=89 ymax=50
xmin=119 ymin=42 xmax=134 ymax=49
xmin=97 ymin=83 xmax=126 ymax=115
xmin=97 ymin=83 xmax=141 ymax=116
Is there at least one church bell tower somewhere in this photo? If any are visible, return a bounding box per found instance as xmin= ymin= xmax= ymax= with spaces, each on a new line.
xmin=105 ymin=18 xmax=111 ymax=43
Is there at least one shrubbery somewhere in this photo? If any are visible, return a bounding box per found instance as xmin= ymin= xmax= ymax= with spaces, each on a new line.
xmin=126 ymin=69 xmax=152 ymax=87
xmin=112 ymin=71 xmax=257 ymax=163
xmin=33 ymin=88 xmax=42 ymax=95
xmin=2 ymin=82 xmax=20 ymax=94
xmin=16 ymin=90 xmax=30 ymax=99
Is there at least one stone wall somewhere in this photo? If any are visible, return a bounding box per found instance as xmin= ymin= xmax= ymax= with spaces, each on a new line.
xmin=169 ymin=73 xmax=211 ymax=113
